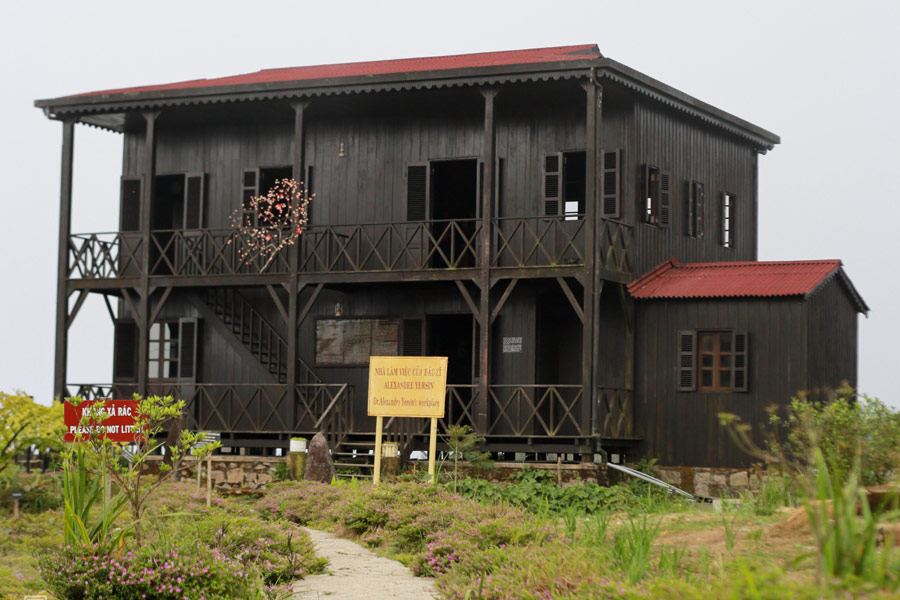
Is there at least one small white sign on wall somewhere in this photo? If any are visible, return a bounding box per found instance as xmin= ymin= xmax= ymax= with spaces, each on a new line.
xmin=502 ymin=336 xmax=523 ymax=353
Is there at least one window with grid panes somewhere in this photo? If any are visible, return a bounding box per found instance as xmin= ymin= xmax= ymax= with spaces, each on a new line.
xmin=148 ymin=321 xmax=180 ymax=380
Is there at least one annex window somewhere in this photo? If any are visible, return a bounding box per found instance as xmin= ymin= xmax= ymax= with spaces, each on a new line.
xmin=686 ymin=181 xmax=704 ymax=238
xmin=721 ymin=192 xmax=735 ymax=248
xmin=315 ymin=318 xmax=401 ymax=366
xmin=543 ymin=151 xmax=585 ymax=219
xmin=643 ymin=165 xmax=671 ymax=226
xmin=678 ymin=330 xmax=748 ymax=393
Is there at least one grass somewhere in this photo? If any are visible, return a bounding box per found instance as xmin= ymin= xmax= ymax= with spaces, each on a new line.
xmin=4 ymin=470 xmax=900 ymax=599
xmin=258 ymin=478 xmax=900 ymax=599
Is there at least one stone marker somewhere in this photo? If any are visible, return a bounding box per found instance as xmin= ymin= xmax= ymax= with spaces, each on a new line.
xmin=304 ymin=432 xmax=337 ymax=483
xmin=287 ymin=452 xmax=307 ymax=480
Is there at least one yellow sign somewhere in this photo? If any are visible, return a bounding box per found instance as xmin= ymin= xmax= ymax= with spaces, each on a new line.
xmin=367 ymin=356 xmax=448 ymax=418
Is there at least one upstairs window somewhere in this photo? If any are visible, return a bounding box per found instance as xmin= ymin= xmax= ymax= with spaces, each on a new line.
xmin=678 ymin=330 xmax=748 ymax=392
xmin=643 ymin=165 xmax=671 ymax=226
xmin=543 ymin=151 xmax=585 ymax=219
xmin=686 ymin=181 xmax=704 ymax=238
xmin=148 ymin=321 xmax=180 ymax=381
xmin=721 ymin=192 xmax=735 ymax=248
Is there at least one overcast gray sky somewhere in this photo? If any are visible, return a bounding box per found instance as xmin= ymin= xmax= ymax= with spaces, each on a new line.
xmin=1 ymin=0 xmax=897 ymax=406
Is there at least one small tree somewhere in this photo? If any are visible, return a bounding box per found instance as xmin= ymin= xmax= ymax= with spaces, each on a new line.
xmin=69 ymin=395 xmax=219 ymax=544
xmin=0 ymin=391 xmax=64 ymax=473
xmin=443 ymin=424 xmax=493 ymax=493
xmin=227 ymin=178 xmax=313 ymax=272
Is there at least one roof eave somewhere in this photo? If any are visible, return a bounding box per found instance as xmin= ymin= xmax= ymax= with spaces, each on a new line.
xmin=34 ymin=58 xmax=601 ymax=111
xmin=595 ymin=59 xmax=780 ymax=151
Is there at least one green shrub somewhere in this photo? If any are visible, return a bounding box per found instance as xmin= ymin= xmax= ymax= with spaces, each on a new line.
xmin=184 ymin=511 xmax=326 ymax=584
xmin=38 ymin=541 xmax=267 ymax=599
xmin=769 ymin=390 xmax=900 ymax=486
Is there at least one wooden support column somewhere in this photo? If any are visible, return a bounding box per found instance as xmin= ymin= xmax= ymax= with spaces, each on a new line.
xmin=581 ymin=76 xmax=600 ymax=442
xmin=478 ymin=89 xmax=497 ymax=435
xmin=53 ymin=118 xmax=75 ymax=401
xmin=287 ymin=101 xmax=307 ymax=417
xmin=137 ymin=111 xmax=158 ymax=396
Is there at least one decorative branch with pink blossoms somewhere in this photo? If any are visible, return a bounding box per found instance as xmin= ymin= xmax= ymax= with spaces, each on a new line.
xmin=227 ymin=178 xmax=313 ymax=272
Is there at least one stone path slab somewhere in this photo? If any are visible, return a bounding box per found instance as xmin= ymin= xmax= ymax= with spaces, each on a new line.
xmin=293 ymin=527 xmax=438 ymax=600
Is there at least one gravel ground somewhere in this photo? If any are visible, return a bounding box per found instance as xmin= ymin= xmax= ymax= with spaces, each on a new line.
xmin=293 ymin=527 xmax=438 ymax=600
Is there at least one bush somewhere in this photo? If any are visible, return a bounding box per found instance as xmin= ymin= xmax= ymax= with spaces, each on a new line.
xmin=38 ymin=541 xmax=267 ymax=600
xmin=769 ymin=390 xmax=900 ymax=486
xmin=453 ymin=470 xmax=658 ymax=516
xmin=184 ymin=510 xmax=326 ymax=584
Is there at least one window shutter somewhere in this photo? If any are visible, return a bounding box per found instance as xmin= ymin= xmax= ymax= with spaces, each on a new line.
xmin=178 ymin=318 xmax=199 ymax=382
xmin=113 ymin=319 xmax=139 ymax=382
xmin=183 ymin=173 xmax=205 ymax=230
xmin=472 ymin=320 xmax=481 ymax=380
xmin=601 ymin=149 xmax=621 ymax=219
xmin=120 ymin=177 xmax=142 ymax=232
xmin=677 ymin=330 xmax=697 ymax=392
xmin=401 ymin=318 xmax=424 ymax=356
xmin=686 ymin=182 xmax=695 ymax=237
xmin=643 ymin=165 xmax=654 ymax=223
xmin=476 ymin=158 xmax=503 ymax=219
xmin=304 ymin=165 xmax=314 ymax=224
xmin=695 ymin=182 xmax=705 ymax=239
xmin=733 ymin=331 xmax=748 ymax=392
xmin=406 ymin=164 xmax=429 ymax=222
xmin=659 ymin=170 xmax=671 ymax=227
xmin=543 ymin=153 xmax=562 ymax=217
xmin=242 ymin=169 xmax=260 ymax=226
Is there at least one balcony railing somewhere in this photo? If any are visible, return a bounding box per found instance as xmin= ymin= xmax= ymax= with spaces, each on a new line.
xmin=65 ymin=383 xmax=632 ymax=441
xmin=299 ymin=219 xmax=482 ymax=272
xmin=67 ymin=217 xmax=631 ymax=280
xmin=65 ymin=383 xmax=353 ymax=436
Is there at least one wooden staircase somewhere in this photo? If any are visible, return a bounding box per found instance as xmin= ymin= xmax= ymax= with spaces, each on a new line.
xmin=203 ymin=288 xmax=320 ymax=385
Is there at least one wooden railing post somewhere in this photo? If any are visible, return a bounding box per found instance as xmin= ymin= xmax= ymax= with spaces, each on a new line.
xmin=478 ymin=88 xmax=497 ymax=436
xmin=288 ymin=100 xmax=307 ymax=425
xmin=137 ymin=111 xmax=159 ymax=397
xmin=54 ymin=118 xmax=76 ymax=402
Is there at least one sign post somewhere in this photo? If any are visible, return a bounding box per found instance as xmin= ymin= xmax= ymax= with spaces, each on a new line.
xmin=367 ymin=356 xmax=448 ymax=485
xmin=195 ymin=432 xmax=221 ymax=507
xmin=10 ymin=490 xmax=23 ymax=519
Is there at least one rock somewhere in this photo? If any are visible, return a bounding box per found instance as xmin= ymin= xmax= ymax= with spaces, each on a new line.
xmin=227 ymin=468 xmax=244 ymax=484
xmin=729 ymin=471 xmax=749 ymax=487
xmin=305 ymin=432 xmax=337 ymax=484
xmin=656 ymin=469 xmax=681 ymax=486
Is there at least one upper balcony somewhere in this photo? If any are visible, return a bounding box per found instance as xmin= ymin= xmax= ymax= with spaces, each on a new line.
xmin=67 ymin=216 xmax=632 ymax=286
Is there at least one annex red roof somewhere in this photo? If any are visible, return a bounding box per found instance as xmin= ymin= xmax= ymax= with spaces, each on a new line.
xmin=628 ymin=258 xmax=846 ymax=300
xmin=76 ymin=44 xmax=601 ymax=98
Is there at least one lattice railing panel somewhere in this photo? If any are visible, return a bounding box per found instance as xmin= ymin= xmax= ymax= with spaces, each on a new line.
xmin=597 ymin=387 xmax=633 ymax=438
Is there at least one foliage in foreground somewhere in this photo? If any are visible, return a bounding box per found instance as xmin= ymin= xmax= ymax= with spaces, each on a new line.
xmin=38 ymin=542 xmax=264 ymax=600
xmin=0 ymin=391 xmax=64 ymax=473
xmin=452 ymin=467 xmax=690 ymax=516
xmin=66 ymin=394 xmax=219 ymax=544
xmin=260 ymin=479 xmax=900 ymax=599
xmin=767 ymin=390 xmax=900 ymax=486
xmin=722 ymin=389 xmax=900 ymax=589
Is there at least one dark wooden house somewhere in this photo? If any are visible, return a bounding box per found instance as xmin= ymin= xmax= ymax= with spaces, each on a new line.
xmin=36 ymin=44 xmax=866 ymax=469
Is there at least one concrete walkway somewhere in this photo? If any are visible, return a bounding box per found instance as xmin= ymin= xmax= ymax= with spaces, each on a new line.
xmin=293 ymin=527 xmax=438 ymax=600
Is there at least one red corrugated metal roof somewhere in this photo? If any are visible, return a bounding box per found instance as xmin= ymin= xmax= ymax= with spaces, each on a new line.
xmin=76 ymin=44 xmax=600 ymax=97
xmin=627 ymin=258 xmax=844 ymax=300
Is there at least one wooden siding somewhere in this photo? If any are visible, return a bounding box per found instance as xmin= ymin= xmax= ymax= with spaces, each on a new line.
xmin=634 ymin=297 xmax=808 ymax=468
xmin=806 ymin=277 xmax=859 ymax=393
xmin=610 ymin=92 xmax=758 ymax=277
xmin=122 ymin=83 xmax=587 ymax=229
